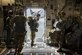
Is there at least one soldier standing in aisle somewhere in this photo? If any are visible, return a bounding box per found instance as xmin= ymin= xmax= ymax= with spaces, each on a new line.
xmin=6 ymin=10 xmax=14 ymax=49
xmin=13 ymin=9 xmax=27 ymax=55
xmin=28 ymin=14 xmax=40 ymax=47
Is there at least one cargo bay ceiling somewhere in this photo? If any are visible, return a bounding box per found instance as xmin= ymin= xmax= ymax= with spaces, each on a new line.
xmin=0 ymin=0 xmax=46 ymax=6
xmin=0 ymin=0 xmax=82 ymax=7
xmin=0 ymin=0 xmax=82 ymax=16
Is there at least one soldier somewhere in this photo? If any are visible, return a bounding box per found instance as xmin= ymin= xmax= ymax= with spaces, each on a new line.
xmin=57 ymin=15 xmax=82 ymax=55
xmin=28 ymin=17 xmax=39 ymax=47
xmin=56 ymin=11 xmax=66 ymax=52
xmin=6 ymin=10 xmax=14 ymax=49
xmin=28 ymin=15 xmax=39 ymax=47
xmin=13 ymin=9 xmax=27 ymax=55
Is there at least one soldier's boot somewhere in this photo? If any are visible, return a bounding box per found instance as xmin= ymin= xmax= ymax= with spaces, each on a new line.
xmin=15 ymin=45 xmax=23 ymax=55
xmin=31 ymin=41 xmax=34 ymax=47
xmin=57 ymin=48 xmax=63 ymax=52
xmin=15 ymin=49 xmax=23 ymax=55
xmin=57 ymin=44 xmax=63 ymax=52
xmin=15 ymin=49 xmax=19 ymax=55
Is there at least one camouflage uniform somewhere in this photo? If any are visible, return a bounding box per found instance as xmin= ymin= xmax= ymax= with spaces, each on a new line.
xmin=28 ymin=17 xmax=39 ymax=46
xmin=6 ymin=10 xmax=14 ymax=49
xmin=57 ymin=16 xmax=82 ymax=54
xmin=14 ymin=12 xmax=26 ymax=55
